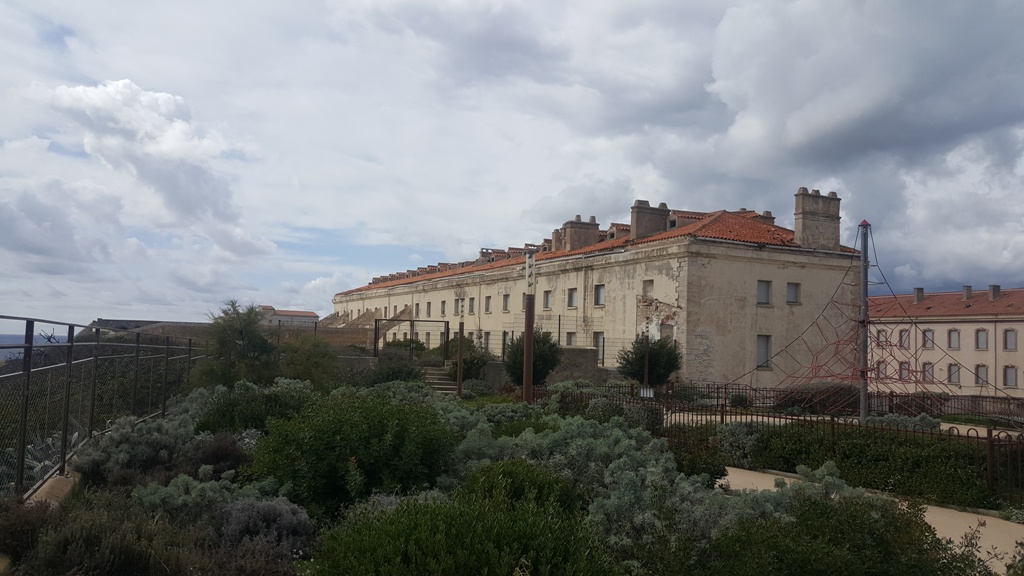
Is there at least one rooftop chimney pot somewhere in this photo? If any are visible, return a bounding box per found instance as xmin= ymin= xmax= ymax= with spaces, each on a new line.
xmin=963 ymin=285 xmax=972 ymax=300
xmin=990 ymin=284 xmax=1001 ymax=300
xmin=914 ymin=287 xmax=924 ymax=303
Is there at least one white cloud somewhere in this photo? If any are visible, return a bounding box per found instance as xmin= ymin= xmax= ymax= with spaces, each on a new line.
xmin=2 ymin=0 xmax=1024 ymax=324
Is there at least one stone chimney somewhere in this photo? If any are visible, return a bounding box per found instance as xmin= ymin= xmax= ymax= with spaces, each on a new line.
xmin=914 ymin=287 xmax=924 ymax=304
xmin=757 ymin=210 xmax=776 ymax=225
xmin=794 ymin=188 xmax=842 ymax=250
xmin=630 ymin=200 xmax=671 ymax=241
xmin=990 ymin=284 xmax=1001 ymax=301
xmin=562 ymin=215 xmax=601 ymax=251
xmin=551 ymin=229 xmax=563 ymax=251
xmin=963 ymin=285 xmax=972 ymax=300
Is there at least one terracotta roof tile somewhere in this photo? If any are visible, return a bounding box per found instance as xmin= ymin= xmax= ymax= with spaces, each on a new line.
xmin=336 ymin=208 xmax=853 ymax=297
xmin=870 ymin=289 xmax=1024 ymax=319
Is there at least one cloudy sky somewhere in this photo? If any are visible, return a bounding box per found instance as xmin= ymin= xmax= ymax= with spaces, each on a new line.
xmin=2 ymin=1 xmax=1024 ymax=327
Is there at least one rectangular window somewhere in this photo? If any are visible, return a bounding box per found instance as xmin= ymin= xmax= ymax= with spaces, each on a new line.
xmin=976 ymin=365 xmax=989 ymax=386
xmin=1005 ymin=366 xmax=1018 ymax=388
xmin=468 ymin=297 xmax=475 ymax=314
xmin=483 ymin=332 xmax=490 ymax=351
xmin=876 ymin=329 xmax=888 ymax=348
xmin=543 ymin=290 xmax=552 ymax=309
xmin=756 ymin=335 xmax=772 ymax=369
xmin=566 ymin=332 xmax=576 ymax=346
xmin=899 ymin=362 xmax=910 ymax=380
xmin=425 ymin=333 xmax=431 ymax=348
xmin=441 ymin=300 xmax=447 ymax=316
xmin=502 ymin=294 xmax=510 ymax=312
xmin=426 ymin=302 xmax=432 ymax=318
xmin=757 ymin=280 xmax=771 ymax=305
xmin=593 ymin=332 xmax=605 ymax=364
xmin=948 ymin=363 xmax=960 ymax=384
xmin=484 ymin=296 xmax=491 ymax=313
xmin=899 ymin=329 xmax=910 ymax=349
xmin=948 ymin=329 xmax=959 ymax=349
xmin=786 ymin=282 xmax=801 ymax=304
xmin=413 ymin=332 xmax=418 ymax=341
xmin=922 ymin=362 xmax=934 ymax=382
xmin=522 ymin=293 xmax=527 ymax=310
xmin=876 ymin=361 xmax=887 ymax=379
xmin=567 ymin=288 xmax=578 ymax=307
xmin=402 ymin=332 xmax=408 ymax=340
xmin=1006 ymin=329 xmax=1018 ymax=351
xmin=976 ymin=329 xmax=989 ymax=350
xmin=642 ymin=279 xmax=654 ymax=298
xmin=393 ymin=305 xmax=398 ymax=317
xmin=922 ymin=329 xmax=934 ymax=349
xmin=391 ymin=332 xmax=397 ymax=341
xmin=594 ymin=284 xmax=606 ymax=306
xmin=414 ymin=303 xmax=420 ymax=318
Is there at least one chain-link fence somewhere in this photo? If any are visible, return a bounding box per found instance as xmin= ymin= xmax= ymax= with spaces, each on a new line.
xmin=0 ymin=316 xmax=208 ymax=498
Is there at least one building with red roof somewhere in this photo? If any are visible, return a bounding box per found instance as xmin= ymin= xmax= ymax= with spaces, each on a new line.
xmin=259 ymin=305 xmax=320 ymax=328
xmin=868 ymin=285 xmax=1024 ymax=398
xmin=332 ymin=188 xmax=860 ymax=387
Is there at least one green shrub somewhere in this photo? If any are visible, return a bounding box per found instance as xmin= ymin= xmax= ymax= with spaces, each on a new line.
xmin=195 ymin=379 xmax=318 ymax=434
xmin=748 ymin=422 xmax=997 ymax=508
xmin=864 ymin=412 xmax=941 ymax=431
xmin=460 ymin=460 xmax=586 ymax=514
xmin=698 ymin=490 xmax=986 ymax=576
xmin=218 ymin=497 xmax=315 ymax=559
xmin=728 ymin=392 xmax=749 ymax=408
xmin=250 ymin=395 xmax=459 ymax=519
xmin=16 ymin=489 xmax=217 ymax=576
xmin=503 ymin=331 xmax=563 ymax=387
xmin=463 ymin=378 xmax=497 ymax=397
xmin=585 ymin=397 xmax=625 ymax=423
xmin=196 ymin=432 xmax=250 ymax=477
xmin=714 ymin=422 xmax=760 ymax=469
xmin=278 ymin=334 xmax=341 ymax=392
xmin=665 ymin=424 xmax=727 ymax=488
xmin=363 ymin=360 xmax=424 ymax=385
xmin=0 ymin=497 xmax=55 ymax=562
xmin=773 ymin=382 xmax=860 ymax=415
xmin=17 ymin=489 xmax=302 ymax=576
xmin=132 ymin=471 xmax=278 ymax=521
xmin=616 ymin=335 xmax=681 ymax=387
xmin=73 ymin=413 xmax=198 ymax=486
xmin=448 ymin=338 xmax=491 ymax=381
xmin=624 ymin=403 xmax=664 ymax=436
xmin=304 ymin=491 xmax=621 ymax=576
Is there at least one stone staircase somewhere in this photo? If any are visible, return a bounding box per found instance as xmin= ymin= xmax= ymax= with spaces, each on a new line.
xmin=424 ymin=366 xmax=458 ymax=395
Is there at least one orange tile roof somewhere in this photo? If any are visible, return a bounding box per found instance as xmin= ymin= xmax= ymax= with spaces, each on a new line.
xmin=336 ymin=210 xmax=853 ymax=297
xmin=870 ymin=289 xmax=1024 ymax=319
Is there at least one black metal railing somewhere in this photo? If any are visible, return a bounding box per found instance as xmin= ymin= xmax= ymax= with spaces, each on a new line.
xmin=0 ymin=315 xmax=208 ymax=498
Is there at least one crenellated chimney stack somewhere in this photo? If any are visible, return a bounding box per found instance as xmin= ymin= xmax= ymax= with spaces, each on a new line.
xmin=794 ymin=187 xmax=842 ymax=251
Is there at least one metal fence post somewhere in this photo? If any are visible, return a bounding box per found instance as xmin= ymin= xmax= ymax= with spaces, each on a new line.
xmin=88 ymin=328 xmax=99 ymax=437
xmin=161 ymin=336 xmax=170 ymax=416
xmin=987 ymin=428 xmax=995 ymax=490
xmin=58 ymin=324 xmax=74 ymax=476
xmin=16 ymin=320 xmax=35 ymax=494
xmin=186 ymin=338 xmax=193 ymax=390
xmin=131 ymin=332 xmax=141 ymax=415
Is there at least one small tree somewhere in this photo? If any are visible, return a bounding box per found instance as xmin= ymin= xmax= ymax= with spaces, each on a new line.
xmin=195 ymin=300 xmax=278 ymax=387
xmin=503 ymin=331 xmax=562 ymax=387
xmin=617 ymin=334 xmax=681 ymax=387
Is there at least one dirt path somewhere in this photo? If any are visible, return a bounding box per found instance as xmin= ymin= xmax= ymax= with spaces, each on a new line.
xmin=724 ymin=467 xmax=1023 ymax=573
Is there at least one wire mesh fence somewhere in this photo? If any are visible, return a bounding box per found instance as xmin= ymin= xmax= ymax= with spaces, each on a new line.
xmin=0 ymin=316 xmax=208 ymax=498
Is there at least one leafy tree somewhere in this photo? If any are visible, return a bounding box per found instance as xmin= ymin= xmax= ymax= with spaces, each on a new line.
xmin=616 ymin=334 xmax=681 ymax=387
xmin=503 ymin=331 xmax=562 ymax=386
xmin=279 ymin=333 xmax=340 ymax=392
xmin=195 ymin=300 xmax=278 ymax=387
